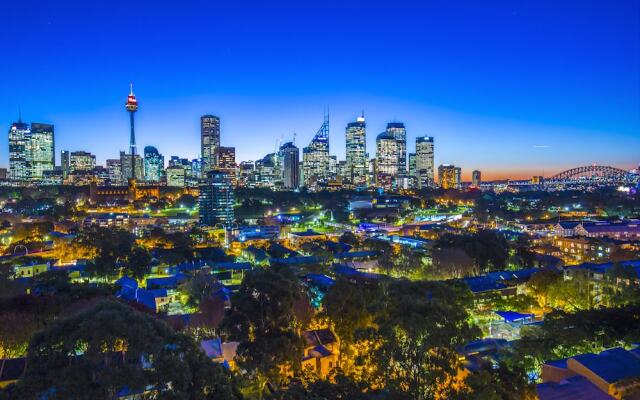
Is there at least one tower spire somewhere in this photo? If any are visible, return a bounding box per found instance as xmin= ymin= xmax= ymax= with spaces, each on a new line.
xmin=125 ymin=83 xmax=139 ymax=180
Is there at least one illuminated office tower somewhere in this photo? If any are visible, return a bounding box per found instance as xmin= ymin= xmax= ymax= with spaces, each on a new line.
xmin=302 ymin=113 xmax=330 ymax=187
xmin=8 ymin=121 xmax=30 ymax=182
xmin=345 ymin=113 xmax=367 ymax=187
xmin=215 ymin=146 xmax=237 ymax=185
xmin=472 ymin=170 xmax=482 ymax=187
xmin=386 ymin=122 xmax=406 ymax=175
xmin=143 ymin=146 xmax=164 ymax=182
xmin=199 ymin=169 xmax=234 ymax=227
xmin=279 ymin=141 xmax=299 ymax=189
xmin=376 ymin=132 xmax=398 ymax=190
xmin=120 ymin=151 xmax=143 ymax=181
xmin=166 ymin=165 xmax=186 ymax=187
xmin=201 ymin=115 xmax=221 ymax=175
xmin=408 ymin=153 xmax=416 ymax=178
xmin=106 ymin=159 xmax=123 ymax=185
xmin=215 ymin=146 xmax=236 ymax=169
xmin=191 ymin=159 xmax=202 ymax=180
xmin=415 ymin=136 xmax=434 ymax=189
xmin=61 ymin=151 xmax=70 ymax=180
xmin=438 ymin=164 xmax=460 ymax=189
xmin=27 ymin=123 xmax=55 ymax=181
xmin=69 ymin=151 xmax=97 ymax=172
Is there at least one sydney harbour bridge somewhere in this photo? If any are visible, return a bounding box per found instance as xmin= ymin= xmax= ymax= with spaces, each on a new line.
xmin=543 ymin=165 xmax=639 ymax=185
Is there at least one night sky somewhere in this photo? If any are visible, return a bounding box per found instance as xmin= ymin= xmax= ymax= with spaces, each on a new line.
xmin=2 ymin=0 xmax=639 ymax=180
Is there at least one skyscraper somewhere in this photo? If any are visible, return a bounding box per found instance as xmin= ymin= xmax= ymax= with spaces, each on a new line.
xmin=215 ymin=146 xmax=237 ymax=185
xmin=28 ymin=123 xmax=55 ymax=181
xmin=386 ymin=122 xmax=407 ymax=175
xmin=345 ymin=114 xmax=367 ymax=187
xmin=302 ymin=113 xmax=330 ymax=188
xmin=106 ymin=159 xmax=123 ymax=185
xmin=201 ymin=115 xmax=221 ymax=175
xmin=438 ymin=164 xmax=460 ymax=189
xmin=120 ymin=151 xmax=143 ymax=181
xmin=143 ymin=146 xmax=164 ymax=182
xmin=166 ymin=165 xmax=186 ymax=187
xmin=125 ymin=84 xmax=139 ymax=181
xmin=279 ymin=141 xmax=299 ymax=189
xmin=472 ymin=170 xmax=482 ymax=187
xmin=69 ymin=151 xmax=96 ymax=172
xmin=415 ymin=136 xmax=435 ymax=189
xmin=199 ymin=169 xmax=234 ymax=227
xmin=376 ymin=132 xmax=398 ymax=190
xmin=8 ymin=121 xmax=30 ymax=182
xmin=408 ymin=153 xmax=416 ymax=180
xmin=61 ymin=150 xmax=71 ymax=180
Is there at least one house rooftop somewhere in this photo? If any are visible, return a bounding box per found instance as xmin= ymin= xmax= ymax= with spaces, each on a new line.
xmin=537 ymin=375 xmax=615 ymax=400
xmin=571 ymin=347 xmax=640 ymax=384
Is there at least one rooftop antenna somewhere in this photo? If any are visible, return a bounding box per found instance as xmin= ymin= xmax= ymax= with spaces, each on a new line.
xmin=293 ymin=131 xmax=297 ymax=145
xmin=18 ymin=105 xmax=22 ymax=123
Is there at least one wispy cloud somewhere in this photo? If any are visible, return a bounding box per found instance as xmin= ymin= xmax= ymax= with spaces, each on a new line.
xmin=533 ymin=145 xmax=551 ymax=149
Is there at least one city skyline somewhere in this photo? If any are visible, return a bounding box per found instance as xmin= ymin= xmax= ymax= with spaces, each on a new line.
xmin=2 ymin=1 xmax=639 ymax=180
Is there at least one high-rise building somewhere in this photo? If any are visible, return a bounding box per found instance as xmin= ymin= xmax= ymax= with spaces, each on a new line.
xmin=106 ymin=159 xmax=123 ymax=185
xmin=238 ymin=161 xmax=255 ymax=187
xmin=376 ymin=132 xmax=398 ymax=190
xmin=143 ymin=146 xmax=164 ymax=182
xmin=61 ymin=151 xmax=71 ymax=180
xmin=199 ymin=169 xmax=234 ymax=227
xmin=125 ymin=84 xmax=139 ymax=181
xmin=345 ymin=114 xmax=367 ymax=187
xmin=279 ymin=141 xmax=299 ymax=189
xmin=69 ymin=151 xmax=96 ymax=173
xmin=215 ymin=146 xmax=237 ymax=185
xmin=303 ymin=113 xmax=330 ymax=188
xmin=191 ymin=159 xmax=202 ymax=181
xmin=408 ymin=153 xmax=416 ymax=179
xmin=27 ymin=123 xmax=55 ymax=181
xmin=8 ymin=121 xmax=30 ymax=182
xmin=438 ymin=164 xmax=460 ymax=189
xmin=415 ymin=136 xmax=434 ymax=189
xmin=255 ymin=153 xmax=280 ymax=188
xmin=386 ymin=122 xmax=406 ymax=175
xmin=472 ymin=170 xmax=482 ymax=187
xmin=215 ymin=146 xmax=236 ymax=169
xmin=120 ymin=151 xmax=143 ymax=181
xmin=166 ymin=165 xmax=186 ymax=187
xmin=201 ymin=115 xmax=221 ymax=175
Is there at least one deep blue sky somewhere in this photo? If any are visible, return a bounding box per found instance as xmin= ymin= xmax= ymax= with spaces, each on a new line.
xmin=2 ymin=0 xmax=639 ymax=179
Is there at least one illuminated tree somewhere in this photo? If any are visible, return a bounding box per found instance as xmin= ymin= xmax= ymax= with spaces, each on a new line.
xmin=221 ymin=266 xmax=305 ymax=398
xmin=371 ymin=280 xmax=480 ymax=400
xmin=10 ymin=300 xmax=240 ymax=399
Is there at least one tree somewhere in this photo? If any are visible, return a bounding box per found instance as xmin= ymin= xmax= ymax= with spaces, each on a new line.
xmin=322 ymin=279 xmax=380 ymax=373
xmin=221 ymin=267 xmax=305 ymax=398
xmin=176 ymin=194 xmax=198 ymax=209
xmin=456 ymin=362 xmax=535 ymax=400
xmin=526 ymin=269 xmax=563 ymax=309
xmin=0 ymin=312 xmax=37 ymax=360
xmin=9 ymin=300 xmax=241 ymax=399
xmin=371 ymin=280 xmax=480 ymax=400
xmin=124 ymin=246 xmax=152 ymax=280
xmin=82 ymin=228 xmax=135 ymax=280
xmin=339 ymin=231 xmax=361 ymax=249
xmin=602 ymin=263 xmax=640 ymax=306
xmin=180 ymin=270 xmax=220 ymax=306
